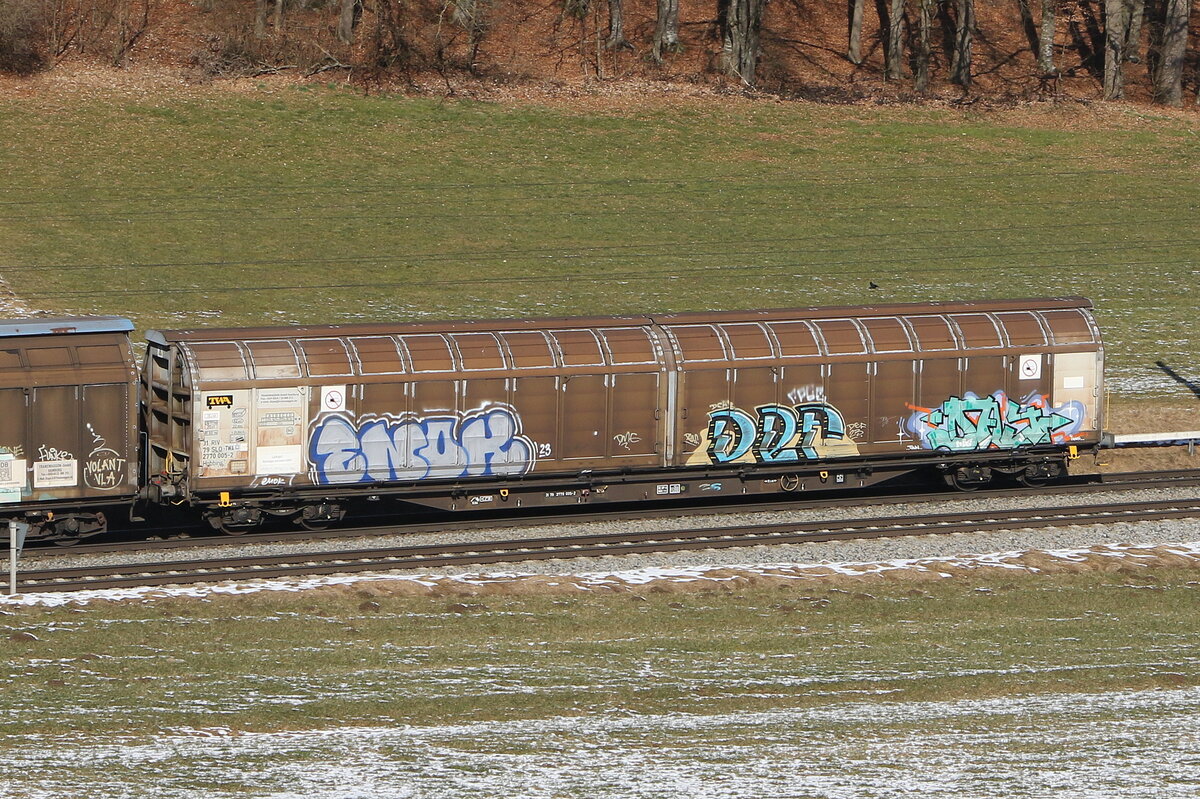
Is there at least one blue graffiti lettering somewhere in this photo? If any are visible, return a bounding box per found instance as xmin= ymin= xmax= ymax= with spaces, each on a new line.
xmin=704 ymin=402 xmax=852 ymax=464
xmin=309 ymin=406 xmax=535 ymax=484
xmin=905 ymin=391 xmax=1084 ymax=452
xmin=796 ymin=402 xmax=847 ymax=460
xmin=756 ymin=404 xmax=800 ymax=464
xmin=707 ymin=408 xmax=756 ymax=464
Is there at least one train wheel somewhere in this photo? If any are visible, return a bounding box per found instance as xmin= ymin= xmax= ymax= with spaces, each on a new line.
xmin=950 ymin=474 xmax=981 ymax=492
xmin=945 ymin=466 xmax=991 ymax=492
xmin=1017 ymin=462 xmax=1062 ymax=488
xmin=297 ymin=503 xmax=343 ymax=531
xmin=206 ymin=509 xmax=262 ymax=536
xmin=215 ymin=519 xmax=249 ymax=536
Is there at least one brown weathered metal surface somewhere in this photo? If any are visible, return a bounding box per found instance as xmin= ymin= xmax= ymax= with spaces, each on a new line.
xmin=0 ymin=318 xmax=139 ymax=512
xmin=141 ymin=298 xmax=1103 ymax=510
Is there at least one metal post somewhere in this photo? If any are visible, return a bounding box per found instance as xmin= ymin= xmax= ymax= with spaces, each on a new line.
xmin=8 ymin=520 xmax=16 ymax=596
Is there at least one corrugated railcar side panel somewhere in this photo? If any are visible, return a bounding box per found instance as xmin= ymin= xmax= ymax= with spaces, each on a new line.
xmin=669 ymin=301 xmax=1102 ymax=470
xmin=0 ymin=323 xmax=139 ymax=511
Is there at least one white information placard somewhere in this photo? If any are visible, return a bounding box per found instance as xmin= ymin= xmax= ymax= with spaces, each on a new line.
xmin=256 ymin=444 xmax=302 ymax=476
xmin=34 ymin=460 xmax=78 ymax=489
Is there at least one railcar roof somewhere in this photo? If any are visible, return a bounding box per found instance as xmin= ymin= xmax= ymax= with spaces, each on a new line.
xmin=0 ymin=316 xmax=134 ymax=338
xmin=146 ymin=297 xmax=1093 ymax=343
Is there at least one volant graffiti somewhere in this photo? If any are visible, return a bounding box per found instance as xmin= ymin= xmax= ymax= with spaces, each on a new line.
xmin=84 ymin=424 xmax=127 ymax=491
xmin=686 ymin=402 xmax=861 ymax=466
xmin=905 ymin=391 xmax=1085 ymax=452
xmin=309 ymin=405 xmax=536 ymax=484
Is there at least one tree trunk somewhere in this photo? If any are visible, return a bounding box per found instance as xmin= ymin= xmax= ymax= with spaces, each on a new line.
xmin=1153 ymin=0 xmax=1189 ymax=105
xmin=1103 ymin=0 xmax=1130 ymax=99
xmin=1038 ymin=0 xmax=1056 ymax=74
xmin=915 ymin=0 xmax=931 ymax=92
xmin=848 ymin=0 xmax=864 ymax=64
xmin=651 ymin=0 xmax=680 ymax=62
xmin=723 ymin=0 xmax=765 ymax=85
xmin=606 ymin=0 xmax=629 ymax=49
xmin=337 ymin=0 xmax=359 ymax=43
xmin=1125 ymin=0 xmax=1144 ymax=63
xmin=885 ymin=0 xmax=904 ymax=80
xmin=273 ymin=0 xmax=285 ymax=31
xmin=255 ymin=0 xmax=270 ymax=37
xmin=950 ymin=0 xmax=974 ymax=87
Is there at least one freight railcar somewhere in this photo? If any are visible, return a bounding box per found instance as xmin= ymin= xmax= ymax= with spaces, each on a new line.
xmin=0 ymin=317 xmax=140 ymax=540
xmin=140 ymin=298 xmax=1103 ymax=533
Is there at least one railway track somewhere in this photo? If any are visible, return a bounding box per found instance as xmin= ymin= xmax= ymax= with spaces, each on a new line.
xmin=26 ymin=467 xmax=1200 ymax=557
xmin=15 ymin=495 xmax=1200 ymax=594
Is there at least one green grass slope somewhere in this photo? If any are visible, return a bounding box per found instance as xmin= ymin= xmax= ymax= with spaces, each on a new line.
xmin=2 ymin=86 xmax=1198 ymax=397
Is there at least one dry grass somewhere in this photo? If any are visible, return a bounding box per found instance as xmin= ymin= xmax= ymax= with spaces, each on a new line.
xmin=2 ymin=564 xmax=1198 ymax=740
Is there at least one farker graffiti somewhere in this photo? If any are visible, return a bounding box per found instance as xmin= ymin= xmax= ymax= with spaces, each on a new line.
xmin=686 ymin=402 xmax=861 ymax=465
xmin=905 ymin=391 xmax=1085 ymax=452
xmin=309 ymin=405 xmax=535 ymax=484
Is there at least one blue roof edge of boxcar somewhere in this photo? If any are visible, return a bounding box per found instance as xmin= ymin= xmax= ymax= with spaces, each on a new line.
xmin=0 ymin=316 xmax=134 ymax=338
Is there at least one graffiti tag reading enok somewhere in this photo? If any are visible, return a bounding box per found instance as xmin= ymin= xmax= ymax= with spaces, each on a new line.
xmin=707 ymin=403 xmax=849 ymax=463
xmin=906 ymin=391 xmax=1084 ymax=452
xmin=309 ymin=407 xmax=535 ymax=484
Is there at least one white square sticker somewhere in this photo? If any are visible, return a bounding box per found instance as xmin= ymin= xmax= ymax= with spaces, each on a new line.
xmin=321 ymin=385 xmax=348 ymax=413
xmin=1018 ymin=355 xmax=1042 ymax=380
xmin=0 ymin=458 xmax=26 ymax=489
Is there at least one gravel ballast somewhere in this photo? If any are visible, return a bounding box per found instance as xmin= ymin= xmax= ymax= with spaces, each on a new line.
xmin=24 ymin=485 xmax=1200 ymax=578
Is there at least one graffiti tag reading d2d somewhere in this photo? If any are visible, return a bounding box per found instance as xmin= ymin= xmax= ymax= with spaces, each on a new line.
xmin=905 ymin=391 xmax=1084 ymax=452
xmin=309 ymin=405 xmax=536 ymax=484
xmin=707 ymin=402 xmax=850 ymax=464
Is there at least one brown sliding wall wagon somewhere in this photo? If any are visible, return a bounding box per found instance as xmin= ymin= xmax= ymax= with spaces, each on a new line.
xmin=0 ymin=317 xmax=140 ymax=539
xmin=141 ymin=298 xmax=1103 ymax=533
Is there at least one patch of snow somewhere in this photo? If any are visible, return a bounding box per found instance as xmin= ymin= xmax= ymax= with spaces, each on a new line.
xmin=3 ymin=687 xmax=1200 ymax=798
xmin=2 ymin=540 xmax=1199 ymax=608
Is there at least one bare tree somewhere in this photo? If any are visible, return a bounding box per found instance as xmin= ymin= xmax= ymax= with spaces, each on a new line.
xmin=1037 ymin=0 xmax=1057 ymax=75
xmin=337 ymin=0 xmax=360 ymax=43
xmin=1103 ymin=0 xmax=1141 ymax=99
xmin=1125 ymin=0 xmax=1144 ymax=62
xmin=885 ymin=0 xmax=904 ymax=80
xmin=914 ymin=0 xmax=932 ymax=92
xmin=449 ymin=0 xmax=487 ymax=65
xmin=255 ymin=0 xmax=270 ymax=37
xmin=950 ymin=0 xmax=974 ymax=87
xmin=651 ymin=0 xmax=679 ymax=62
xmin=848 ymin=0 xmax=864 ymax=64
xmin=606 ymin=0 xmax=630 ymax=49
xmin=1153 ymin=0 xmax=1189 ymax=105
xmin=722 ymin=0 xmax=765 ymax=84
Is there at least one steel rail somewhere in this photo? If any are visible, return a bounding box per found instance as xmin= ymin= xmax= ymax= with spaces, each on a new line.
xmin=16 ymin=496 xmax=1200 ymax=593
xmin=26 ymin=468 xmax=1200 ymax=557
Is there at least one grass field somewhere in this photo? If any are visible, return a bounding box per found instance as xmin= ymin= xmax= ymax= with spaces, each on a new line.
xmin=1 ymin=568 xmax=1198 ymax=796
xmin=1 ymin=82 xmax=1198 ymax=796
xmin=2 ymin=85 xmax=1199 ymax=399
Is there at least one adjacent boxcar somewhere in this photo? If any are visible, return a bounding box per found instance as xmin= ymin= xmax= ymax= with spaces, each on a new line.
xmin=0 ymin=317 xmax=140 ymax=539
xmin=141 ymin=298 xmax=1102 ymax=532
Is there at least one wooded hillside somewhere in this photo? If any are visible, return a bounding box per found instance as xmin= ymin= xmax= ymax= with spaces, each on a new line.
xmin=1 ymin=0 xmax=1197 ymax=105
